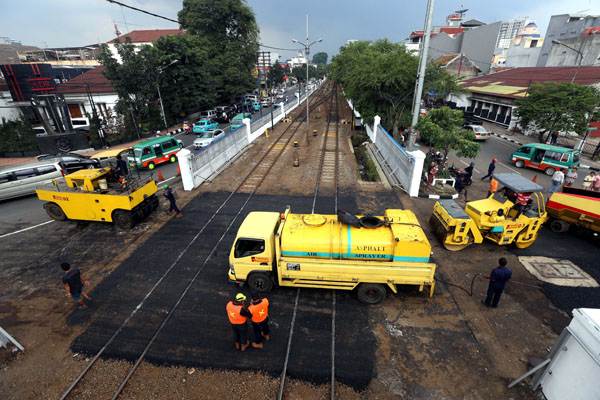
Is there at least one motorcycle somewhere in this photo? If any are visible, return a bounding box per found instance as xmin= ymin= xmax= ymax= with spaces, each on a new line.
xmin=448 ymin=165 xmax=472 ymax=187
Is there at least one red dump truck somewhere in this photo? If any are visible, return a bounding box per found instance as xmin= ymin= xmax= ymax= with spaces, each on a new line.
xmin=546 ymin=186 xmax=600 ymax=234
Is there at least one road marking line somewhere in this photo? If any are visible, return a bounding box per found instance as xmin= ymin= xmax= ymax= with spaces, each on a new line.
xmin=497 ymin=161 xmax=520 ymax=173
xmin=0 ymin=220 xmax=53 ymax=239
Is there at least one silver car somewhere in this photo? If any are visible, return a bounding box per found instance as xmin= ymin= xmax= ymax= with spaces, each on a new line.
xmin=0 ymin=160 xmax=65 ymax=201
xmin=193 ymin=129 xmax=225 ymax=149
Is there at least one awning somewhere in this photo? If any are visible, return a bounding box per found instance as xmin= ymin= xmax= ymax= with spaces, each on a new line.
xmin=91 ymin=147 xmax=132 ymax=159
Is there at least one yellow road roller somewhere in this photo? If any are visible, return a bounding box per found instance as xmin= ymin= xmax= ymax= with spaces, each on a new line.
xmin=430 ymin=173 xmax=548 ymax=251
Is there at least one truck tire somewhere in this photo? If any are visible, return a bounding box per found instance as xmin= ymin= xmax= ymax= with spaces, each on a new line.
xmin=357 ymin=283 xmax=386 ymax=304
xmin=113 ymin=210 xmax=134 ymax=229
xmin=45 ymin=202 xmax=67 ymax=221
xmin=248 ymin=272 xmax=273 ymax=292
xmin=359 ymin=216 xmax=383 ymax=228
xmin=550 ymin=219 xmax=570 ymax=233
xmin=147 ymin=162 xmax=155 ymax=170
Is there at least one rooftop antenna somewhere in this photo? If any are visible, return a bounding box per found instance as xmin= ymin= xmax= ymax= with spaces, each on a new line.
xmin=114 ymin=21 xmax=121 ymax=37
xmin=455 ymin=8 xmax=469 ymax=18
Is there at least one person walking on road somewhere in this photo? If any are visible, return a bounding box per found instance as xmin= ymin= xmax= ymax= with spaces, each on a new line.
xmin=481 ymin=158 xmax=497 ymax=181
xmin=583 ymin=171 xmax=595 ymax=189
xmin=61 ymin=262 xmax=91 ymax=310
xmin=226 ymin=293 xmax=252 ymax=351
xmin=465 ymin=162 xmax=475 ymax=182
xmin=482 ymin=258 xmax=512 ymax=308
xmin=487 ymin=178 xmax=498 ymax=198
xmin=549 ymin=169 xmax=565 ymax=193
xmin=162 ymin=184 xmax=182 ymax=217
xmin=248 ymin=291 xmax=270 ymax=349
xmin=564 ymin=168 xmax=578 ymax=187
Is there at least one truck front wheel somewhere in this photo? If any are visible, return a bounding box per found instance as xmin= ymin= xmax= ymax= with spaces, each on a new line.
xmin=45 ymin=202 xmax=67 ymax=221
xmin=248 ymin=272 xmax=273 ymax=292
xmin=357 ymin=283 xmax=386 ymax=304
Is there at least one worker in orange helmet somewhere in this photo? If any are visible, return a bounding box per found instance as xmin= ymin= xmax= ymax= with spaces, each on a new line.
xmin=481 ymin=158 xmax=498 ymax=181
xmin=248 ymin=291 xmax=270 ymax=349
xmin=226 ymin=293 xmax=252 ymax=351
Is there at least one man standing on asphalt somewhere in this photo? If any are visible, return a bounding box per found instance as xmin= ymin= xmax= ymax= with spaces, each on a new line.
xmin=426 ymin=161 xmax=438 ymax=191
xmin=61 ymin=262 xmax=91 ymax=310
xmin=564 ymin=167 xmax=578 ymax=187
xmin=162 ymin=184 xmax=182 ymax=217
xmin=481 ymin=158 xmax=497 ymax=181
xmin=248 ymin=291 xmax=270 ymax=349
xmin=482 ymin=258 xmax=512 ymax=308
xmin=487 ymin=178 xmax=498 ymax=198
xmin=226 ymin=293 xmax=252 ymax=351
xmin=549 ymin=169 xmax=565 ymax=193
xmin=454 ymin=175 xmax=469 ymax=203
xmin=465 ymin=161 xmax=475 ymax=183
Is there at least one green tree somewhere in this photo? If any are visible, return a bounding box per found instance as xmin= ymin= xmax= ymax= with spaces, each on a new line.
xmin=515 ymin=81 xmax=600 ymax=142
xmin=416 ymin=107 xmax=480 ymax=165
xmin=99 ymin=39 xmax=163 ymax=134
xmin=292 ymin=65 xmax=317 ymax=82
xmin=312 ymin=52 xmax=328 ymax=65
xmin=268 ymin=62 xmax=285 ymax=86
xmin=0 ymin=117 xmax=37 ymax=153
xmin=178 ymin=0 xmax=259 ymax=101
xmin=424 ymin=63 xmax=466 ymax=103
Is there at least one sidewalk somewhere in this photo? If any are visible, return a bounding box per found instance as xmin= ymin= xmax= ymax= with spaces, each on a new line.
xmin=0 ymin=125 xmax=184 ymax=168
xmin=480 ymin=121 xmax=600 ymax=171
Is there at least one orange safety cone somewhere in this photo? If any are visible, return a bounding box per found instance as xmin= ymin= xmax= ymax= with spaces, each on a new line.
xmin=158 ymin=170 xmax=164 ymax=181
xmin=177 ymin=165 xmax=181 ymax=176
xmin=532 ymin=174 xmax=537 ymax=183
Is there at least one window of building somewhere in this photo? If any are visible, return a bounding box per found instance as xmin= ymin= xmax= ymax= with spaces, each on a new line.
xmin=68 ymin=104 xmax=83 ymax=118
xmin=530 ymin=40 xmax=538 ymax=47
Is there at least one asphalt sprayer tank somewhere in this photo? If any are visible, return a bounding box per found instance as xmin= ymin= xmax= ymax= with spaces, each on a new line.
xmin=280 ymin=209 xmax=431 ymax=263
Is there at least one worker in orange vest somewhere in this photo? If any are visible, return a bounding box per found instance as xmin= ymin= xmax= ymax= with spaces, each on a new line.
xmin=248 ymin=291 xmax=270 ymax=349
xmin=226 ymin=293 xmax=252 ymax=351
xmin=487 ymin=178 xmax=498 ymax=198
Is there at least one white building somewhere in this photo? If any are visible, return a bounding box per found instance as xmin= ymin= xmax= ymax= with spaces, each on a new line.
xmin=106 ymin=29 xmax=185 ymax=63
xmin=496 ymin=18 xmax=527 ymax=49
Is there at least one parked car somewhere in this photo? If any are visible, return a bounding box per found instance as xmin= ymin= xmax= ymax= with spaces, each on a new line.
xmin=0 ymin=160 xmax=65 ymax=201
xmin=193 ymin=129 xmax=225 ymax=149
xmin=198 ymin=110 xmax=217 ymax=122
xmin=260 ymin=98 xmax=271 ymax=108
xmin=193 ymin=119 xmax=219 ymax=133
xmin=37 ymin=153 xmax=101 ymax=172
xmin=464 ymin=124 xmax=491 ymax=140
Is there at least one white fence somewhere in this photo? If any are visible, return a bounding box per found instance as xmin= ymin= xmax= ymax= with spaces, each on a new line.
xmin=179 ymin=83 xmax=321 ymax=191
xmin=359 ymin=107 xmax=425 ymax=197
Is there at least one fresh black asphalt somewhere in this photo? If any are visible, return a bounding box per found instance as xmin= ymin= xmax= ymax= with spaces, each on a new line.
xmin=67 ymin=191 xmax=389 ymax=390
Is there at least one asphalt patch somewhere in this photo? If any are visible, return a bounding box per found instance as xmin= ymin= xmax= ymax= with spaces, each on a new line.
xmin=68 ymin=192 xmax=375 ymax=391
xmin=511 ymin=225 xmax=600 ymax=315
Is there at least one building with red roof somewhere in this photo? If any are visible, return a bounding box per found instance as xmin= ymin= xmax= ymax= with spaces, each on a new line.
xmin=449 ymin=66 xmax=600 ymax=129
xmin=106 ymin=29 xmax=185 ymax=63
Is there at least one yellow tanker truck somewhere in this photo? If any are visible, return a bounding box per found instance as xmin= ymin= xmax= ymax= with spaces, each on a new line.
xmin=228 ymin=207 xmax=436 ymax=304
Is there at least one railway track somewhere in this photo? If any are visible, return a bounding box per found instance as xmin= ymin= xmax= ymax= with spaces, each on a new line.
xmin=278 ymin=83 xmax=340 ymax=400
xmin=59 ymin=83 xmax=333 ymax=400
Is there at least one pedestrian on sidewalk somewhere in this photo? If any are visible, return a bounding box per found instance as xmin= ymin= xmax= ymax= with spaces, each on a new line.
xmin=548 ymin=169 xmax=565 ymax=193
xmin=162 ymin=184 xmax=182 ymax=217
xmin=61 ymin=262 xmax=91 ymax=310
xmin=564 ymin=168 xmax=578 ymax=187
xmin=426 ymin=162 xmax=438 ymax=191
xmin=226 ymin=293 xmax=252 ymax=351
xmin=487 ymin=178 xmax=498 ymax=198
xmin=482 ymin=258 xmax=512 ymax=308
xmin=481 ymin=158 xmax=497 ymax=181
xmin=583 ymin=171 xmax=595 ymax=189
xmin=550 ymin=131 xmax=559 ymax=145
xmin=248 ymin=291 xmax=270 ymax=349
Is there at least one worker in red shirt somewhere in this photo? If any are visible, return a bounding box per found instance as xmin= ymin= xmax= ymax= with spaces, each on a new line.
xmin=512 ymin=191 xmax=531 ymax=220
xmin=248 ymin=291 xmax=270 ymax=349
xmin=226 ymin=293 xmax=252 ymax=351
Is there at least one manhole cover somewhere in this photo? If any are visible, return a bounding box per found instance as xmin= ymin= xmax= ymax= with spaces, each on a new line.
xmin=518 ymin=256 xmax=598 ymax=287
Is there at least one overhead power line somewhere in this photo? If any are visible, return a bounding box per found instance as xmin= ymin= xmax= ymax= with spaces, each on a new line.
xmin=105 ymin=0 xmax=300 ymax=53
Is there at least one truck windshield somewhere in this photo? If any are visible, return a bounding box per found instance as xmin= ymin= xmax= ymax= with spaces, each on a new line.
xmin=234 ymin=239 xmax=265 ymax=258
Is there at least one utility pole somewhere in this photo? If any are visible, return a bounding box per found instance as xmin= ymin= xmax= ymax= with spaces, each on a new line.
xmin=408 ymin=0 xmax=435 ymax=151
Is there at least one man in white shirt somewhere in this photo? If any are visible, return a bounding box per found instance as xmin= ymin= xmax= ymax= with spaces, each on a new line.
xmin=549 ymin=169 xmax=565 ymax=193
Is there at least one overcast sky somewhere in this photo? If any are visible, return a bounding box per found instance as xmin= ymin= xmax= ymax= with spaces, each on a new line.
xmin=2 ymin=0 xmax=600 ymax=60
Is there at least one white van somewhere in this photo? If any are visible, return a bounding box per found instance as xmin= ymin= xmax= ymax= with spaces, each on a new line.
xmin=0 ymin=161 xmax=64 ymax=201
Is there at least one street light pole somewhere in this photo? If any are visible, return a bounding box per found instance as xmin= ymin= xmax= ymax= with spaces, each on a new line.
xmin=551 ymin=40 xmax=584 ymax=83
xmin=293 ymin=14 xmax=322 ymax=146
xmin=157 ymin=59 xmax=180 ymax=131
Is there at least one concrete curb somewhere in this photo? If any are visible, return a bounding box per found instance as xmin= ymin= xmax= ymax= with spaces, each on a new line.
xmin=418 ymin=192 xmax=459 ymax=199
xmin=490 ymin=132 xmax=523 ymax=146
xmin=580 ymin=164 xmax=600 ymax=172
